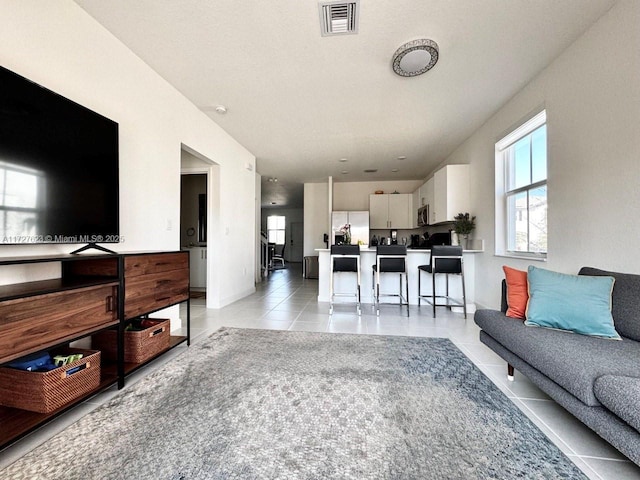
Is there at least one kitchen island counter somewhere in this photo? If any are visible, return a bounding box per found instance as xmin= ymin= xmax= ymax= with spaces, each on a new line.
xmin=316 ymin=247 xmax=482 ymax=311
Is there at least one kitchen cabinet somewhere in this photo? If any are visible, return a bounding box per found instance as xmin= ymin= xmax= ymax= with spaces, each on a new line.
xmin=422 ymin=178 xmax=434 ymax=214
xmin=414 ymin=178 xmax=435 ymax=225
xmin=187 ymin=247 xmax=207 ymax=289
xmin=432 ymin=165 xmax=469 ymax=224
xmin=389 ymin=194 xmax=412 ymax=228
xmin=412 ymin=189 xmax=420 ymax=228
xmin=369 ymin=194 xmax=388 ymax=229
xmin=369 ymin=194 xmax=412 ymax=229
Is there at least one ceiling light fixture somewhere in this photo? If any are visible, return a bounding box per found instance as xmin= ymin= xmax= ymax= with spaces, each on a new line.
xmin=341 ymin=170 xmax=349 ymax=174
xmin=364 ymin=169 xmax=378 ymax=173
xmin=392 ymin=39 xmax=439 ymax=77
xmin=268 ymin=177 xmax=278 ymax=183
xmin=214 ymin=105 xmax=227 ymax=114
xmin=339 ymin=158 xmax=348 ymax=162
xmin=391 ymin=168 xmax=399 ymax=173
xmin=397 ymin=156 xmax=406 ymax=160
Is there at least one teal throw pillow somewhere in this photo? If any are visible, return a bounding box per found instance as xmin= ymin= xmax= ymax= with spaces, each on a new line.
xmin=525 ymin=266 xmax=620 ymax=340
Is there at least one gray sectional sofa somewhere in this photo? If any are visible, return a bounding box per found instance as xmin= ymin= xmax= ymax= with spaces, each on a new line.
xmin=474 ymin=267 xmax=640 ymax=465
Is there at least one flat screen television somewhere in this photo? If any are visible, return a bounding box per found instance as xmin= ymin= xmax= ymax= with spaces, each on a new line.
xmin=0 ymin=65 xmax=119 ymax=246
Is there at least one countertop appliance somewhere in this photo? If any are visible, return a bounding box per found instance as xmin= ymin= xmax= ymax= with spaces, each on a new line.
xmin=408 ymin=231 xmax=452 ymax=249
xmin=417 ymin=205 xmax=429 ymax=227
xmin=428 ymin=232 xmax=452 ymax=247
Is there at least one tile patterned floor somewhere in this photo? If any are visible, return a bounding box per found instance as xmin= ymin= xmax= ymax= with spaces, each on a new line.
xmin=1 ymin=263 xmax=639 ymax=479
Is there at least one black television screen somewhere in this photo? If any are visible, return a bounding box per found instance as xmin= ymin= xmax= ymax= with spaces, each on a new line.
xmin=0 ymin=65 xmax=119 ymax=245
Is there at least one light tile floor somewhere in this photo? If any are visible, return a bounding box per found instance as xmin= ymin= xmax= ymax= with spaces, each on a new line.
xmin=2 ymin=263 xmax=639 ymax=479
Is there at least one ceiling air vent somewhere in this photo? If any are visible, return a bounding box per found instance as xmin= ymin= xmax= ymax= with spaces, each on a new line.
xmin=319 ymin=1 xmax=359 ymax=37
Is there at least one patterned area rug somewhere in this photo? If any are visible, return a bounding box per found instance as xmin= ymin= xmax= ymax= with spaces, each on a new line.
xmin=2 ymin=328 xmax=587 ymax=479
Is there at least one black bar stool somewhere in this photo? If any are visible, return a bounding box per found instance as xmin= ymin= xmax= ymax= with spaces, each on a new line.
xmin=371 ymin=245 xmax=409 ymax=316
xmin=417 ymin=245 xmax=467 ymax=318
xmin=329 ymin=245 xmax=361 ymax=315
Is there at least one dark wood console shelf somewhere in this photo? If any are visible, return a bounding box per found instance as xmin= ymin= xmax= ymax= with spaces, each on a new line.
xmin=0 ymin=278 xmax=119 ymax=303
xmin=0 ymin=250 xmax=190 ymax=450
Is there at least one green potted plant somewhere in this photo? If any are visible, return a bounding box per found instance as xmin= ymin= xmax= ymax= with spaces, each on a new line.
xmin=453 ymin=213 xmax=476 ymax=248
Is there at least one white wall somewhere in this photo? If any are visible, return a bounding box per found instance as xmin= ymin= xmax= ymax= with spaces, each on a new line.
xmin=333 ymin=180 xmax=423 ymax=211
xmin=304 ymin=182 xmax=329 ymax=256
xmin=255 ymin=173 xmax=262 ymax=283
xmin=0 ymin=1 xmax=257 ymax=308
xmin=439 ymin=0 xmax=640 ymax=309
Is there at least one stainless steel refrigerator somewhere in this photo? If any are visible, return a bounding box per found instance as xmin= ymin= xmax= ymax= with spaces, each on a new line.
xmin=331 ymin=211 xmax=370 ymax=246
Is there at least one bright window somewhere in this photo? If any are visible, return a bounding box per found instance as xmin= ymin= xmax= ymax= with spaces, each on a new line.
xmin=495 ymin=110 xmax=547 ymax=258
xmin=267 ymin=215 xmax=285 ymax=245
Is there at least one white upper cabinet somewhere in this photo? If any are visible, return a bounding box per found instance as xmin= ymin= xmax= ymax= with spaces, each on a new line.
xmin=388 ymin=194 xmax=411 ymax=228
xmin=417 ymin=178 xmax=433 ymax=208
xmin=432 ymin=164 xmax=470 ymax=224
xmin=369 ymin=194 xmax=389 ymax=229
xmin=412 ymin=189 xmax=420 ymax=228
xmin=369 ymin=193 xmax=413 ymax=229
xmin=423 ymin=178 xmax=434 ymax=213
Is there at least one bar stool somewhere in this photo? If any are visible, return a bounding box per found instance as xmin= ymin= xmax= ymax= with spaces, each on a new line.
xmin=417 ymin=245 xmax=467 ymax=318
xmin=371 ymin=245 xmax=409 ymax=316
xmin=329 ymin=245 xmax=361 ymax=315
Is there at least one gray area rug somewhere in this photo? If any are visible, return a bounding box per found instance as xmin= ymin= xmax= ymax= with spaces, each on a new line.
xmin=2 ymin=328 xmax=586 ymax=479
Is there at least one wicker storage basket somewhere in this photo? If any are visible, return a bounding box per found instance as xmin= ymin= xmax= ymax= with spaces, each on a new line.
xmin=0 ymin=348 xmax=101 ymax=413
xmin=92 ymin=319 xmax=171 ymax=364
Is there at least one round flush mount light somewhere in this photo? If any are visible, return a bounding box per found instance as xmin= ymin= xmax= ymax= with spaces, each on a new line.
xmin=214 ymin=105 xmax=227 ymax=114
xmin=392 ymin=39 xmax=439 ymax=77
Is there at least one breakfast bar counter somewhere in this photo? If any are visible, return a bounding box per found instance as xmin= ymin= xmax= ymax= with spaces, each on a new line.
xmin=316 ymin=247 xmax=483 ymax=312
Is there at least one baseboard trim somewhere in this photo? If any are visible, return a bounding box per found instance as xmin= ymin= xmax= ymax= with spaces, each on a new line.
xmin=211 ymin=286 xmax=256 ymax=309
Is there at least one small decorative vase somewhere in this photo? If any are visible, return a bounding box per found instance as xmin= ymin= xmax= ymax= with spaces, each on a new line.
xmin=458 ymin=233 xmax=469 ymax=249
xmin=460 ymin=233 xmax=469 ymax=250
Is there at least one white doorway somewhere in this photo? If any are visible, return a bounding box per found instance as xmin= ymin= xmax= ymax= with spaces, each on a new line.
xmin=180 ymin=145 xmax=220 ymax=309
xmin=180 ymin=174 xmax=207 ymax=292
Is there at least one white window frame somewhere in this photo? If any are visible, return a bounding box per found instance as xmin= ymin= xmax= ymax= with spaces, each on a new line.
xmin=495 ymin=110 xmax=547 ymax=260
xmin=267 ymin=215 xmax=286 ymax=245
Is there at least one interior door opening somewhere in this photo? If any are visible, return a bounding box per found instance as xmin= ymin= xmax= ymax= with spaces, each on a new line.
xmin=180 ymin=173 xmax=207 ymax=295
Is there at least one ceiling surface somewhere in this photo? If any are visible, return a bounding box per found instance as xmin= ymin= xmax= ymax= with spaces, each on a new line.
xmin=75 ymin=0 xmax=615 ymax=207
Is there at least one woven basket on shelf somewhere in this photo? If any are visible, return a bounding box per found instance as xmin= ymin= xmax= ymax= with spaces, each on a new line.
xmin=92 ymin=319 xmax=171 ymax=364
xmin=0 ymin=348 xmax=101 ymax=413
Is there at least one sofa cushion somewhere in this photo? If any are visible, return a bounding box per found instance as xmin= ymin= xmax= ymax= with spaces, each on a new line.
xmin=502 ymin=265 xmax=528 ymax=319
xmin=593 ymin=375 xmax=640 ymax=434
xmin=475 ymin=309 xmax=640 ymax=406
xmin=579 ymin=267 xmax=640 ymax=342
xmin=525 ymin=266 xmax=620 ymax=339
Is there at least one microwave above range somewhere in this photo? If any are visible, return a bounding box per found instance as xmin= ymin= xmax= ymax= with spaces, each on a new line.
xmin=417 ymin=205 xmax=429 ymax=226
